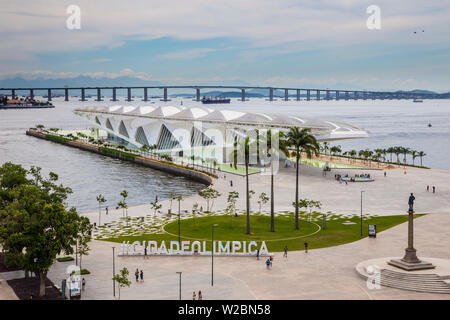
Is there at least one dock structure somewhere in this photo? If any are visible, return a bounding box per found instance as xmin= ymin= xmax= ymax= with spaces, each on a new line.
xmin=0 ymin=85 xmax=438 ymax=102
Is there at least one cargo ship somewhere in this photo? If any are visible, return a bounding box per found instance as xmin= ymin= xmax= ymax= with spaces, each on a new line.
xmin=201 ymin=96 xmax=231 ymax=104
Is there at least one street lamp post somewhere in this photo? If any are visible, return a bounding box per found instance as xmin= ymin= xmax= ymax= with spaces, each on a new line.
xmin=360 ymin=190 xmax=365 ymax=237
xmin=211 ymin=224 xmax=219 ymax=286
xmin=112 ymin=247 xmax=116 ymax=297
xmin=178 ymin=212 xmax=181 ymax=244
xmin=176 ymin=271 xmax=182 ymax=300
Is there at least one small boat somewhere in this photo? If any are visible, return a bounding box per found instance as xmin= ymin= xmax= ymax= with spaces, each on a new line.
xmin=428 ymin=123 xmax=432 ymax=127
xmin=413 ymin=98 xmax=423 ymax=103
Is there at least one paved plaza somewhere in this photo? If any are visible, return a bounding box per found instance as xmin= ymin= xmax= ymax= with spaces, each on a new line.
xmin=2 ymin=163 xmax=450 ymax=299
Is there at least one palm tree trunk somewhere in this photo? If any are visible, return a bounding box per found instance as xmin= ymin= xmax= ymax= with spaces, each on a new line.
xmin=246 ymin=162 xmax=250 ymax=234
xmin=270 ymin=163 xmax=274 ymax=232
xmin=295 ymin=152 xmax=299 ymax=230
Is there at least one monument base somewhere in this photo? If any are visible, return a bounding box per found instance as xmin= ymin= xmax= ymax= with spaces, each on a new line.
xmin=388 ymin=258 xmax=435 ymax=271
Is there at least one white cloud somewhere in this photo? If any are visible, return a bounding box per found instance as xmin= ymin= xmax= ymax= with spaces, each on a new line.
xmin=0 ymin=69 xmax=152 ymax=81
xmin=158 ymin=48 xmax=217 ymax=60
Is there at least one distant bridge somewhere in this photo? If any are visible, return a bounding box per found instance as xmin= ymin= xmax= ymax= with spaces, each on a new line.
xmin=0 ymin=85 xmax=441 ymax=102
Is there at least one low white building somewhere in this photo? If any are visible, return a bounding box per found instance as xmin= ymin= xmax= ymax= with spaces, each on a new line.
xmin=74 ymin=105 xmax=368 ymax=164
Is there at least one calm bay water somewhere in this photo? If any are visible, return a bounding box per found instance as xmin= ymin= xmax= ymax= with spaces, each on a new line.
xmin=1 ymin=97 xmax=449 ymax=212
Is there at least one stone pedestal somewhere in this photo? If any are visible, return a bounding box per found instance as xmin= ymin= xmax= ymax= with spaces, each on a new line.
xmin=388 ymin=208 xmax=435 ymax=271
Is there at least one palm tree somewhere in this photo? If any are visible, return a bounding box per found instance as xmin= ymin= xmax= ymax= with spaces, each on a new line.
xmin=283 ymin=128 xmax=320 ymax=230
xmin=265 ymin=129 xmax=289 ymax=232
xmin=233 ymin=135 xmax=252 ymax=234
xmin=393 ymin=147 xmax=402 ymax=164
xmin=418 ymin=151 xmax=426 ymax=167
xmin=411 ymin=150 xmax=418 ymax=166
xmin=321 ymin=142 xmax=329 ymax=155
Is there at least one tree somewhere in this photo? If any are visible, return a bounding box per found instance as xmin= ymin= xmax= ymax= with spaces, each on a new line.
xmin=411 ymin=150 xmax=418 ymax=166
xmin=96 ymin=194 xmax=106 ymax=226
xmin=418 ymin=151 xmax=426 ymax=167
xmin=283 ymin=128 xmax=320 ymax=230
xmin=226 ymin=191 xmax=239 ymax=217
xmin=118 ymin=190 xmax=128 ymax=219
xmin=112 ymin=267 xmax=131 ymax=300
xmin=76 ymin=216 xmax=92 ymax=298
xmin=198 ymin=186 xmax=221 ymax=212
xmin=258 ymin=192 xmax=269 ymax=213
xmin=150 ymin=200 xmax=162 ymax=215
xmin=174 ymin=194 xmax=183 ymax=217
xmin=0 ymin=162 xmax=91 ymax=297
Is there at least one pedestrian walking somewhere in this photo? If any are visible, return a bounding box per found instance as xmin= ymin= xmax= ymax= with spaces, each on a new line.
xmin=140 ymin=270 xmax=144 ymax=282
xmin=82 ymin=278 xmax=86 ymax=291
xmin=144 ymin=246 xmax=148 ymax=259
xmin=304 ymin=242 xmax=308 ymax=253
xmin=384 ymin=171 xmax=386 ymax=177
xmin=433 ymin=186 xmax=436 ymax=193
xmin=200 ymin=206 xmax=203 ymax=212
xmin=427 ymin=185 xmax=429 ymax=192
xmin=192 ymin=291 xmax=196 ymax=300
xmin=265 ymin=259 xmax=270 ymax=269
xmin=230 ymin=180 xmax=233 ymax=187
xmin=106 ymin=206 xmax=109 ymax=215
xmin=135 ymin=268 xmax=139 ymax=282
xmin=283 ymin=246 xmax=288 ymax=258
xmin=198 ymin=291 xmax=202 ymax=300
xmin=269 ymin=256 xmax=273 ymax=267
xmin=256 ymin=249 xmax=260 ymax=260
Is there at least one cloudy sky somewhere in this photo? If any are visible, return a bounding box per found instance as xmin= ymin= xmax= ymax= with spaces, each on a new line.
xmin=1 ymin=0 xmax=449 ymax=91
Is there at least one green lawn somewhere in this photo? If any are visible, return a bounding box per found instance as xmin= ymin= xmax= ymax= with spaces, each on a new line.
xmin=102 ymin=213 xmax=424 ymax=252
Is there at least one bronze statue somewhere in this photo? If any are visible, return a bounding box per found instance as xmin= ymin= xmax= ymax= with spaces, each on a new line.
xmin=408 ymin=193 xmax=415 ymax=212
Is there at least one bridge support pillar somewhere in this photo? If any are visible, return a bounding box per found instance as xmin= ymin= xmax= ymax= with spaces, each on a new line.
xmin=296 ymin=89 xmax=300 ymax=101
xmin=11 ymin=89 xmax=15 ymax=99
xmin=64 ymin=88 xmax=69 ymax=101
xmin=47 ymin=89 xmax=52 ymax=101
xmin=316 ymin=90 xmax=320 ymax=101
xmin=143 ymin=88 xmax=148 ymax=101
xmin=363 ymin=92 xmax=367 ymax=100
xmin=81 ymin=88 xmax=86 ymax=101
xmin=345 ymin=91 xmax=349 ymax=100
xmin=96 ymin=88 xmax=102 ymax=101
xmin=196 ymin=88 xmax=200 ymax=101
xmin=336 ymin=91 xmax=339 ymax=100
xmin=160 ymin=87 xmax=170 ymax=101
xmin=306 ymin=90 xmax=310 ymax=101
xmin=111 ymin=88 xmax=117 ymax=101
xmin=127 ymin=88 xmax=133 ymax=101
xmin=284 ymin=89 xmax=289 ymax=101
xmin=269 ymin=88 xmax=274 ymax=101
xmin=326 ymin=90 xmax=330 ymax=101
xmin=354 ymin=91 xmax=358 ymax=100
xmin=241 ymin=89 xmax=246 ymax=101
xmin=29 ymin=89 xmax=34 ymax=100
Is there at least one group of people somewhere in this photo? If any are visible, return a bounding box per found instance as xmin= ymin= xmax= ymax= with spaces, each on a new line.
xmin=135 ymin=268 xmax=144 ymax=282
xmin=426 ymin=185 xmax=436 ymax=193
xmin=192 ymin=290 xmax=203 ymax=300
